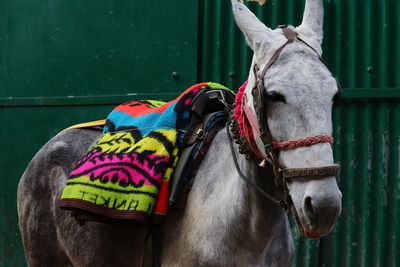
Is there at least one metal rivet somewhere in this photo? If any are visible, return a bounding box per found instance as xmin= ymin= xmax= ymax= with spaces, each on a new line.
xmin=172 ymin=72 xmax=180 ymax=80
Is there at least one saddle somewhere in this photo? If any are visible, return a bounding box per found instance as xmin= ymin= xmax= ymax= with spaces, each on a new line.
xmin=58 ymin=83 xmax=235 ymax=222
xmin=58 ymin=83 xmax=235 ymax=267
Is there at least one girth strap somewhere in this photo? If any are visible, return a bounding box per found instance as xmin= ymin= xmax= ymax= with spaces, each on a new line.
xmin=150 ymin=223 xmax=163 ymax=267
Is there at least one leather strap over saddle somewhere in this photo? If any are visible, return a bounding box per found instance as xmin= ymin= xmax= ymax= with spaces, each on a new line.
xmin=169 ymin=89 xmax=235 ymax=208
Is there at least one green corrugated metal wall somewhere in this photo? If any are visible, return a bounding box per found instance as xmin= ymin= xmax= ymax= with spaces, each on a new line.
xmin=1 ymin=0 xmax=400 ymax=266
xmin=198 ymin=0 xmax=400 ymax=266
xmin=1 ymin=1 xmax=197 ymax=266
xmin=199 ymin=0 xmax=400 ymax=90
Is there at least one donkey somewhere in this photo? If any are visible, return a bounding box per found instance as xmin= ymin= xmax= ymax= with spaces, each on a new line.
xmin=17 ymin=0 xmax=342 ymax=266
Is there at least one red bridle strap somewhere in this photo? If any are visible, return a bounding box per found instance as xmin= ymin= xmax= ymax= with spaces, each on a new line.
xmin=272 ymin=135 xmax=334 ymax=151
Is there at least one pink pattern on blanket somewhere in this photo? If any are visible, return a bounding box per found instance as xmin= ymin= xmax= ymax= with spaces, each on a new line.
xmin=70 ymin=151 xmax=169 ymax=188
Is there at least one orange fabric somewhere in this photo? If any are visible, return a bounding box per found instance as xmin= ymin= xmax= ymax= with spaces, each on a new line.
xmin=153 ymin=179 xmax=170 ymax=215
xmin=115 ymin=100 xmax=176 ymax=117
xmin=65 ymin=119 xmax=106 ymax=131
xmin=115 ymin=83 xmax=210 ymax=118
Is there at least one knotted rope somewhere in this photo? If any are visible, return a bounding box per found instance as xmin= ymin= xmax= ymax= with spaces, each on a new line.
xmin=272 ymin=135 xmax=333 ymax=151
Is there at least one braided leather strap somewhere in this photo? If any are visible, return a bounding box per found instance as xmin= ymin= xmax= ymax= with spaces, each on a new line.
xmin=273 ymin=135 xmax=333 ymax=151
xmin=281 ymin=164 xmax=341 ymax=179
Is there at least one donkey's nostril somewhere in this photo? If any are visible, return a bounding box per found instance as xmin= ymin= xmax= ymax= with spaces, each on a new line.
xmin=304 ymin=196 xmax=316 ymax=220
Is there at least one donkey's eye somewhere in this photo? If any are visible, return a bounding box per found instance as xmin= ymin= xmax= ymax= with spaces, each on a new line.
xmin=266 ymin=91 xmax=286 ymax=103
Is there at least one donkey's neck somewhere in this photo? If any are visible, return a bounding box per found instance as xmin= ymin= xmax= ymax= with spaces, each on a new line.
xmin=163 ymin=128 xmax=293 ymax=266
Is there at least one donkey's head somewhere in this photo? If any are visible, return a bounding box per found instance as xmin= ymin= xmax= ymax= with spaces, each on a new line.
xmin=232 ymin=0 xmax=342 ymax=239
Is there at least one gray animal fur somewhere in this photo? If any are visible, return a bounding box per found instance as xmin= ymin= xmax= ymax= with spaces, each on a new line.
xmin=18 ymin=128 xmax=293 ymax=266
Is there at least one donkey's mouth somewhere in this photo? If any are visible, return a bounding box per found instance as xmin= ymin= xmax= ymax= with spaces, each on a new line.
xmin=291 ymin=206 xmax=333 ymax=240
xmin=303 ymin=229 xmax=327 ymax=240
xmin=295 ymin=219 xmax=330 ymax=240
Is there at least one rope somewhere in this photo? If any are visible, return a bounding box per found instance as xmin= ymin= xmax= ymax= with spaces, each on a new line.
xmin=272 ymin=135 xmax=333 ymax=151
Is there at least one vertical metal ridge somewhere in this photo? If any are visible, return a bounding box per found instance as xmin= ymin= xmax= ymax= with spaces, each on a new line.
xmin=386 ymin=102 xmax=400 ymax=266
xmin=292 ymin=233 xmax=319 ymax=267
xmin=361 ymin=2 xmax=373 ymax=88
xmin=394 ymin=1 xmax=400 ymax=86
xmin=341 ymin=104 xmax=356 ymax=267
xmin=378 ymin=1 xmax=389 ymax=87
xmin=319 ymin=105 xmax=343 ymax=267
xmin=197 ymin=0 xmax=206 ymax=83
xmin=346 ymin=1 xmax=357 ymax=87
xmin=322 ymin=0 xmax=333 ymax=69
xmin=332 ymin=0 xmax=343 ymax=82
xmin=386 ymin=1 xmax=397 ymax=87
xmin=210 ymin=0 xmax=221 ymax=83
xmin=370 ymin=102 xmax=387 ymax=266
xmin=200 ymin=0 xmax=214 ymax=83
xmin=286 ymin=0 xmax=295 ymax=26
xmin=226 ymin=4 xmax=235 ymax=90
xmin=215 ymin=0 xmax=225 ymax=85
xmin=356 ymin=102 xmax=373 ymax=267
xmin=270 ymin=1 xmax=279 ymax=28
xmin=369 ymin=0 xmax=381 ymax=89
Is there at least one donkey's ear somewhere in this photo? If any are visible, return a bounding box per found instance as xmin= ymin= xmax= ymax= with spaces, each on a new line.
xmin=231 ymin=0 xmax=274 ymax=51
xmin=297 ymin=0 xmax=324 ymax=45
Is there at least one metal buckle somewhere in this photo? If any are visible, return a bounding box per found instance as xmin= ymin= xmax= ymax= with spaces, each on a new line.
xmin=195 ymin=128 xmax=205 ymax=140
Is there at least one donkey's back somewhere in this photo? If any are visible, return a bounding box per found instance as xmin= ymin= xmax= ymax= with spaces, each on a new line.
xmin=17 ymin=129 xmax=151 ymax=267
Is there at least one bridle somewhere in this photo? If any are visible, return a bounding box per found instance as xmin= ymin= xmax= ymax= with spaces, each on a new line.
xmin=228 ymin=25 xmax=341 ymax=209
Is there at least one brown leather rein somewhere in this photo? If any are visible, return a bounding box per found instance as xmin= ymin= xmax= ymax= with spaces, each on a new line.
xmin=229 ymin=25 xmax=341 ymax=209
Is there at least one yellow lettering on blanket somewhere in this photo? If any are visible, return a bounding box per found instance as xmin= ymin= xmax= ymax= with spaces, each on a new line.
xmin=61 ymin=176 xmax=158 ymax=213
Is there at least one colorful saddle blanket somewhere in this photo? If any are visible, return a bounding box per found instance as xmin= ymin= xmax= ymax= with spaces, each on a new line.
xmin=57 ymin=82 xmax=232 ymax=223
